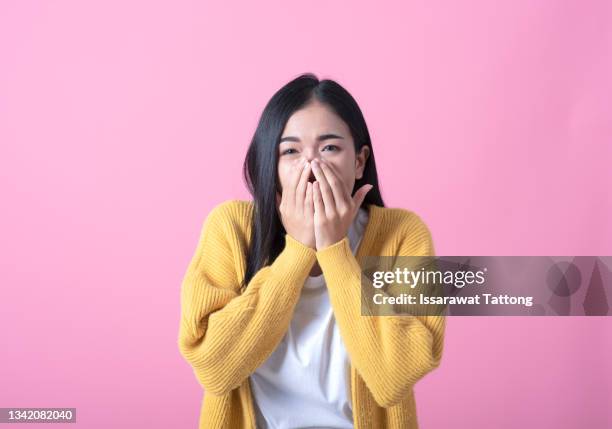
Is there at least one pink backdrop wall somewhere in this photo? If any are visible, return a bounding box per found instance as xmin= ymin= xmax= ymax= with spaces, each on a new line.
xmin=1 ymin=1 xmax=610 ymax=427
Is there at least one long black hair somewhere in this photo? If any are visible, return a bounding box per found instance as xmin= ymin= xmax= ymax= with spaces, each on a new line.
xmin=240 ymin=72 xmax=385 ymax=292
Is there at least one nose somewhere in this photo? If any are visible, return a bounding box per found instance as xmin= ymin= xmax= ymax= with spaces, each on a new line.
xmin=300 ymin=156 xmax=318 ymax=183
xmin=302 ymin=153 xmax=320 ymax=163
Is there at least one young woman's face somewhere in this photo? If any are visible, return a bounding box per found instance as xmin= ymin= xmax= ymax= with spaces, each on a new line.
xmin=277 ymin=99 xmax=370 ymax=197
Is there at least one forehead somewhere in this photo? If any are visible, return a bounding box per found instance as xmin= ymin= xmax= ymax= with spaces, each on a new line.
xmin=281 ymin=101 xmax=349 ymax=137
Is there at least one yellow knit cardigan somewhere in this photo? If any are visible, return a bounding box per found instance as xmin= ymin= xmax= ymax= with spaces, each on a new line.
xmin=178 ymin=199 xmax=445 ymax=428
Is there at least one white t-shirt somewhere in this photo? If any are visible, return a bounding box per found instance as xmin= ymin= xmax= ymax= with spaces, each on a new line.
xmin=250 ymin=207 xmax=370 ymax=429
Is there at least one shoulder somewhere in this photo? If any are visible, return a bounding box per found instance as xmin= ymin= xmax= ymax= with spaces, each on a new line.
xmin=201 ymin=199 xmax=253 ymax=236
xmin=207 ymin=199 xmax=253 ymax=221
xmin=372 ymin=205 xmax=434 ymax=254
xmin=374 ymin=205 xmax=432 ymax=234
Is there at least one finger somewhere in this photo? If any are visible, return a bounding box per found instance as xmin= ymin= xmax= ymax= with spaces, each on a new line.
xmin=285 ymin=159 xmax=305 ymax=206
xmin=310 ymin=159 xmax=335 ymax=217
xmin=319 ymin=158 xmax=343 ymax=182
xmin=305 ymin=181 xmax=314 ymax=219
xmin=352 ymin=184 xmax=373 ymax=211
xmin=318 ymin=159 xmax=351 ymax=212
xmin=295 ymin=161 xmax=311 ymax=214
xmin=324 ymin=159 xmax=358 ymax=204
xmin=312 ymin=181 xmax=325 ymax=220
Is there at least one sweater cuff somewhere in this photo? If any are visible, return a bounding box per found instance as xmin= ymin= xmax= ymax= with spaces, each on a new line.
xmin=282 ymin=233 xmax=317 ymax=268
xmin=315 ymin=236 xmax=359 ymax=278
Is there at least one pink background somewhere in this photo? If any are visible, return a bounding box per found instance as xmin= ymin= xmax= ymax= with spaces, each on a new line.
xmin=1 ymin=1 xmax=611 ymax=428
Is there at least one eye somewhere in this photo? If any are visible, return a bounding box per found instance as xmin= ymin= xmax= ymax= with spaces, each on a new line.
xmin=281 ymin=148 xmax=298 ymax=155
xmin=322 ymin=144 xmax=340 ymax=152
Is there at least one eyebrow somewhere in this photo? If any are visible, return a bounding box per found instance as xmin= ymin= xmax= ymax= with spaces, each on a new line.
xmin=279 ymin=133 xmax=345 ymax=144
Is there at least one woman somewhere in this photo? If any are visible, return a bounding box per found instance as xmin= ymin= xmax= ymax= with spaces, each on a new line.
xmin=178 ymin=73 xmax=445 ymax=428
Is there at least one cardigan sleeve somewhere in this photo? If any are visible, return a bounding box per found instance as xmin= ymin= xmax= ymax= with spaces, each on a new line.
xmin=315 ymin=211 xmax=446 ymax=408
xmin=177 ymin=201 xmax=317 ymax=396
